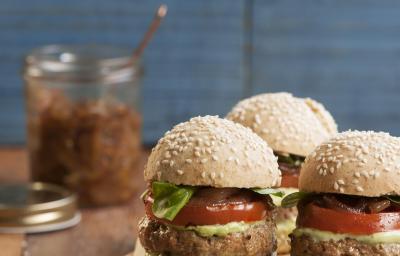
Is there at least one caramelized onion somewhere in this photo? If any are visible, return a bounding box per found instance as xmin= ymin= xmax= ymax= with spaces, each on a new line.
xmin=312 ymin=194 xmax=397 ymax=214
xmin=367 ymin=199 xmax=391 ymax=213
xmin=189 ymin=187 xmax=269 ymax=207
xmin=320 ymin=195 xmax=363 ymax=213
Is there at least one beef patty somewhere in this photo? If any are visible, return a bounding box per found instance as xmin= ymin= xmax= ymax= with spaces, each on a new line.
xmin=139 ymin=216 xmax=277 ymax=256
xmin=291 ymin=234 xmax=400 ymax=256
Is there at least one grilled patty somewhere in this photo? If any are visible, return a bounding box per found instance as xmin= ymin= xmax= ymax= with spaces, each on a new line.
xmin=291 ymin=234 xmax=400 ymax=256
xmin=139 ymin=216 xmax=277 ymax=256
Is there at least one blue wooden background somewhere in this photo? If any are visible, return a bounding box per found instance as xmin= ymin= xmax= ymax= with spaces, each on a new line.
xmin=1 ymin=0 xmax=400 ymax=145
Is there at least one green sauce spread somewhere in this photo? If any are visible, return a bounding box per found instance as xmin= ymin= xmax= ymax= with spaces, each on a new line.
xmin=277 ymin=217 xmax=296 ymax=236
xmin=171 ymin=220 xmax=265 ymax=237
xmin=293 ymin=228 xmax=400 ymax=244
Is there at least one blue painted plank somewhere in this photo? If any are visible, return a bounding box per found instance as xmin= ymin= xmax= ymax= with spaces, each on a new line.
xmin=252 ymin=0 xmax=400 ymax=135
xmin=0 ymin=0 xmax=247 ymax=145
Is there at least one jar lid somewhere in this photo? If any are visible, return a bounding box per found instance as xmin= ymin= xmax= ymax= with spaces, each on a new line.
xmin=0 ymin=182 xmax=81 ymax=234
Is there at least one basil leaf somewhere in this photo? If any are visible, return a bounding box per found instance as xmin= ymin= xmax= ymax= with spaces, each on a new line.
xmin=152 ymin=181 xmax=197 ymax=221
xmin=385 ymin=195 xmax=400 ymax=206
xmin=281 ymin=191 xmax=311 ymax=208
xmin=252 ymin=188 xmax=285 ymax=198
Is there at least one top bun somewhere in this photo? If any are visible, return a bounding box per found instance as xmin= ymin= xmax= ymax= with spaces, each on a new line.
xmin=145 ymin=116 xmax=281 ymax=188
xmin=226 ymin=92 xmax=337 ymax=157
xmin=300 ymin=131 xmax=400 ymax=197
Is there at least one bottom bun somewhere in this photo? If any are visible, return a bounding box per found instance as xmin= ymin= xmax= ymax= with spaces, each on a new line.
xmin=276 ymin=206 xmax=297 ymax=254
xmin=132 ymin=239 xmax=145 ymax=256
xmin=291 ymin=233 xmax=400 ymax=256
xmin=277 ymin=235 xmax=290 ymax=255
xmin=138 ymin=216 xmax=276 ymax=256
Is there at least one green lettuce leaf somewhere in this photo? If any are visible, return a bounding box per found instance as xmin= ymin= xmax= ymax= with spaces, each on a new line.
xmin=252 ymin=188 xmax=285 ymax=198
xmin=281 ymin=191 xmax=311 ymax=208
xmin=152 ymin=181 xmax=197 ymax=221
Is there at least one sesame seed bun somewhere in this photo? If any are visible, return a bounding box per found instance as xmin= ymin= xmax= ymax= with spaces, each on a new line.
xmin=226 ymin=92 xmax=337 ymax=157
xmin=144 ymin=116 xmax=281 ymax=188
xmin=300 ymin=131 xmax=400 ymax=197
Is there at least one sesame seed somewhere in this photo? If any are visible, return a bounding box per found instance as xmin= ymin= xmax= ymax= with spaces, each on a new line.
xmin=361 ymin=171 xmax=369 ymax=178
xmin=334 ymin=182 xmax=339 ymax=190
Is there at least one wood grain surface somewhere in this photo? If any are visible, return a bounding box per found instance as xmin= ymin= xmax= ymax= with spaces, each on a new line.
xmin=0 ymin=148 xmax=148 ymax=256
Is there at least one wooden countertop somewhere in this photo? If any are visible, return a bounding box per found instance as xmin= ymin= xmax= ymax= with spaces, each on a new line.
xmin=0 ymin=148 xmax=148 ymax=256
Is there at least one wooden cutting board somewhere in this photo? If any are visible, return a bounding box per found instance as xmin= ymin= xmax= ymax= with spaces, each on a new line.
xmin=0 ymin=148 xmax=148 ymax=256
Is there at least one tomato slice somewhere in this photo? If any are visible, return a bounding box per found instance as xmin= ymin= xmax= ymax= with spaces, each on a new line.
xmin=144 ymin=188 xmax=272 ymax=226
xmin=298 ymin=202 xmax=400 ymax=235
xmin=281 ymin=173 xmax=299 ymax=188
xmin=278 ymin=162 xmax=300 ymax=188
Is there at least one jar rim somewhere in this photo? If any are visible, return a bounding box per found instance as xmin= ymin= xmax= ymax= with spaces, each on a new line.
xmin=24 ymin=44 xmax=142 ymax=83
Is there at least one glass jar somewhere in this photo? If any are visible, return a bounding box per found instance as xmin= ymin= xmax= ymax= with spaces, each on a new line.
xmin=24 ymin=45 xmax=143 ymax=207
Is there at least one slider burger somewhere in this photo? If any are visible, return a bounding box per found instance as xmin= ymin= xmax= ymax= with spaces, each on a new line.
xmin=138 ymin=116 xmax=282 ymax=256
xmin=283 ymin=131 xmax=400 ymax=256
xmin=226 ymin=92 xmax=337 ymax=254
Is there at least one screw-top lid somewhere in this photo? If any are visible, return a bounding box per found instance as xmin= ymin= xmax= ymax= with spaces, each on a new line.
xmin=0 ymin=182 xmax=80 ymax=234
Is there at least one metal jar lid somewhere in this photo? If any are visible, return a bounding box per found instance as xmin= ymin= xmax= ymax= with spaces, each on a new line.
xmin=0 ymin=182 xmax=81 ymax=234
